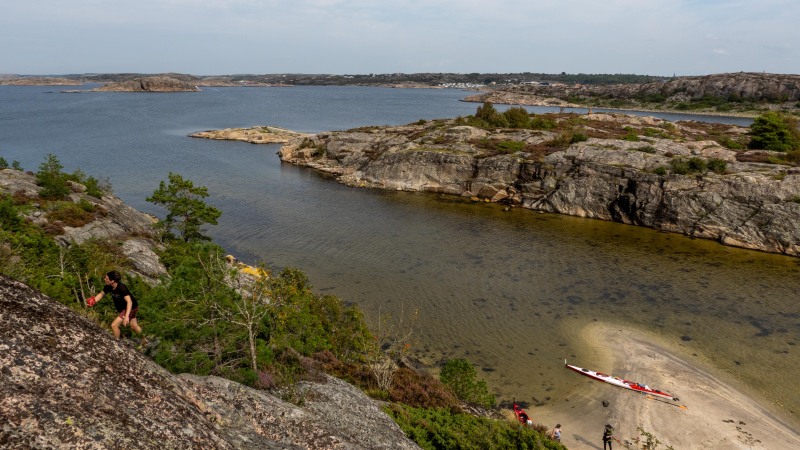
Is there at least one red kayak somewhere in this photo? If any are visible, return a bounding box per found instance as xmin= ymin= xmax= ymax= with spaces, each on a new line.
xmin=513 ymin=402 xmax=532 ymax=426
xmin=565 ymin=360 xmax=679 ymax=402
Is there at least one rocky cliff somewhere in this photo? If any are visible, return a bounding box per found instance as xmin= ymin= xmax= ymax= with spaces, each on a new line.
xmin=0 ymin=274 xmax=419 ymax=449
xmin=93 ymin=76 xmax=199 ymax=92
xmin=279 ymin=114 xmax=800 ymax=256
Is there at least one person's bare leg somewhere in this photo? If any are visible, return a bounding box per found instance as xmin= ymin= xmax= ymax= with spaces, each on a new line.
xmin=130 ymin=318 xmax=142 ymax=335
xmin=111 ymin=316 xmax=123 ymax=339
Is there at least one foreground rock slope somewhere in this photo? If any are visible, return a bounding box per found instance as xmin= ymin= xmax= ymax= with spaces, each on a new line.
xmin=0 ymin=274 xmax=419 ymax=449
xmin=279 ymin=114 xmax=800 ymax=256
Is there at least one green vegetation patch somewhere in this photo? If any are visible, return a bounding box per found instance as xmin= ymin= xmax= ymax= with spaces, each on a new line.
xmin=384 ymin=404 xmax=563 ymax=450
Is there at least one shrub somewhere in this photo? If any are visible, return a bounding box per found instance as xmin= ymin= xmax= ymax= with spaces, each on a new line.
xmin=687 ymin=157 xmax=707 ymax=172
xmin=474 ymin=102 xmax=509 ymax=128
xmin=390 ymin=367 xmax=460 ymax=408
xmin=669 ymin=157 xmax=708 ymax=175
xmin=623 ymin=127 xmax=640 ymax=142
xmin=46 ymin=202 xmax=96 ymax=228
xmin=748 ymin=111 xmax=800 ymax=152
xmin=502 ymin=107 xmax=532 ymax=129
xmin=36 ymin=153 xmax=70 ymax=200
xmin=669 ymin=158 xmax=690 ymax=175
xmin=652 ymin=166 xmax=668 ymax=175
xmin=707 ymin=158 xmax=728 ymax=174
xmin=570 ymin=132 xmax=589 ymax=144
xmin=385 ymin=404 xmax=563 ymax=450
xmin=0 ymin=156 xmax=8 ymax=169
xmin=715 ymin=135 xmax=746 ymax=150
xmin=496 ymin=140 xmax=526 ymax=153
xmin=0 ymin=195 xmax=24 ymax=232
xmin=440 ymin=358 xmax=495 ymax=408
xmin=633 ymin=145 xmax=657 ymax=154
xmin=530 ymin=116 xmax=556 ymax=130
xmin=83 ymin=176 xmax=108 ymax=198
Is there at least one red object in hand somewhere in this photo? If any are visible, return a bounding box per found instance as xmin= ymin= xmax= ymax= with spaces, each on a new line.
xmin=86 ymin=296 xmax=96 ymax=307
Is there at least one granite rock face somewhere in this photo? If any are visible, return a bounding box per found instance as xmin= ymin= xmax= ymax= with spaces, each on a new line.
xmin=279 ymin=115 xmax=800 ymax=256
xmin=0 ymin=275 xmax=420 ymax=449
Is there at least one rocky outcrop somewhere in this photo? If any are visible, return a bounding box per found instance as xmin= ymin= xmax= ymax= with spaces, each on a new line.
xmin=0 ymin=169 xmax=166 ymax=282
xmin=93 ymin=76 xmax=199 ymax=92
xmin=467 ymin=72 xmax=800 ymax=112
xmin=0 ymin=274 xmax=419 ymax=449
xmin=279 ymin=115 xmax=800 ymax=256
xmin=190 ymin=126 xmax=312 ymax=144
xmin=0 ymin=77 xmax=83 ymax=86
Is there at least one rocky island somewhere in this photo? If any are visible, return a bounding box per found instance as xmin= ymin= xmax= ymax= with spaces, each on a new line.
xmin=190 ymin=126 xmax=311 ymax=144
xmin=465 ymin=72 xmax=800 ymax=117
xmin=92 ymin=75 xmax=200 ymax=92
xmin=277 ymin=112 xmax=800 ymax=257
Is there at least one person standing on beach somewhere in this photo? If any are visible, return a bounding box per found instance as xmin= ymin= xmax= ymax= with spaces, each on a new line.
xmin=602 ymin=424 xmax=615 ymax=450
xmin=87 ymin=270 xmax=145 ymax=343
xmin=550 ymin=423 xmax=562 ymax=442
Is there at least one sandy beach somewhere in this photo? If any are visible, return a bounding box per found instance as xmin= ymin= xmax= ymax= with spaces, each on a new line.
xmin=529 ymin=323 xmax=800 ymax=449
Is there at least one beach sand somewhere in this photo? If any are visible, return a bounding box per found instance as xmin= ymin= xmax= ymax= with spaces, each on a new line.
xmin=528 ymin=323 xmax=800 ymax=449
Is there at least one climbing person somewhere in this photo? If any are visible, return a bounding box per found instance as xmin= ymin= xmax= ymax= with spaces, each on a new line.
xmin=602 ymin=424 xmax=615 ymax=450
xmin=550 ymin=423 xmax=562 ymax=442
xmin=87 ymin=270 xmax=145 ymax=344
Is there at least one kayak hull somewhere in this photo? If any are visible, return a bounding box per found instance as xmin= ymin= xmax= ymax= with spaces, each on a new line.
xmin=565 ymin=362 xmax=679 ymax=402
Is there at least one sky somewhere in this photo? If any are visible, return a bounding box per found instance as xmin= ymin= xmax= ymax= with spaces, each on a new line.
xmin=1 ymin=0 xmax=799 ymax=76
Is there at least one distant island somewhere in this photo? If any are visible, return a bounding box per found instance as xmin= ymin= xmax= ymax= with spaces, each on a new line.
xmin=3 ymin=71 xmax=800 ymax=116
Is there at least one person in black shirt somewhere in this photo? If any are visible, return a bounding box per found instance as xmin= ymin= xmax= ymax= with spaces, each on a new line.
xmin=87 ymin=270 xmax=144 ymax=342
xmin=602 ymin=424 xmax=615 ymax=450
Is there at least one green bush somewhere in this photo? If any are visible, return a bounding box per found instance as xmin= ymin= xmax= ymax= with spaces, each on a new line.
xmin=502 ymin=107 xmax=532 ymax=129
xmin=474 ymin=102 xmax=509 ymax=128
xmin=496 ymin=140 xmax=526 ymax=153
xmin=623 ymin=127 xmax=640 ymax=142
xmin=440 ymin=359 xmax=495 ymax=408
xmin=669 ymin=158 xmax=690 ymax=175
xmin=0 ymin=156 xmax=8 ymax=169
xmin=0 ymin=195 xmax=24 ymax=232
xmin=530 ymin=116 xmax=556 ymax=130
xmin=687 ymin=157 xmax=707 ymax=172
xmin=749 ymin=111 xmax=800 ymax=152
xmin=669 ymin=157 xmax=709 ymax=175
xmin=385 ymin=404 xmax=563 ymax=450
xmin=707 ymin=158 xmax=728 ymax=174
xmin=570 ymin=132 xmax=589 ymax=144
xmin=652 ymin=166 xmax=668 ymax=175
xmin=36 ymin=153 xmax=70 ymax=200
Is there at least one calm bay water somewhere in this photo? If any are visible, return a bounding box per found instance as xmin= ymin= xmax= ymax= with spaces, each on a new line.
xmin=1 ymin=85 xmax=797 ymax=425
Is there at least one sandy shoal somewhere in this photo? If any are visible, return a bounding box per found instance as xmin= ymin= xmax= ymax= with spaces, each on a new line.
xmin=528 ymin=322 xmax=800 ymax=449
